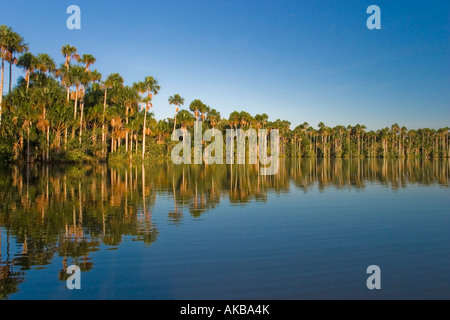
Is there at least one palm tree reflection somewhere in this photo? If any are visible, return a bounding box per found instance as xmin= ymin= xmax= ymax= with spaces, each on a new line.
xmin=0 ymin=158 xmax=448 ymax=298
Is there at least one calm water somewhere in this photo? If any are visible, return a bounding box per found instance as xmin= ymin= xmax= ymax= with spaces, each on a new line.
xmin=0 ymin=159 xmax=449 ymax=300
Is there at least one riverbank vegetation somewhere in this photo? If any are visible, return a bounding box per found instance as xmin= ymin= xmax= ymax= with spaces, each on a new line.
xmin=1 ymin=25 xmax=449 ymax=164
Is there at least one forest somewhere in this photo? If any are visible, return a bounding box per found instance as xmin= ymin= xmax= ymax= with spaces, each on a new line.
xmin=1 ymin=25 xmax=449 ymax=164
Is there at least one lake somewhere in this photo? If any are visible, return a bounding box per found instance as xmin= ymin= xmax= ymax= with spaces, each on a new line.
xmin=0 ymin=159 xmax=449 ymax=300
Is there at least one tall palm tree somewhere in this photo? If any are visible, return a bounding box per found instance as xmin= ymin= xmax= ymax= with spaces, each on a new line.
xmin=61 ymin=45 xmax=78 ymax=72
xmin=168 ymin=94 xmax=185 ymax=132
xmin=101 ymin=73 xmax=124 ymax=157
xmin=353 ymin=124 xmax=366 ymax=158
xmin=69 ymin=65 xmax=84 ymax=121
xmin=35 ymin=53 xmax=56 ymax=77
xmin=141 ymin=96 xmax=152 ymax=160
xmin=206 ymin=108 xmax=221 ymax=135
xmin=122 ymin=85 xmax=139 ymax=152
xmin=31 ymin=77 xmax=64 ymax=161
xmin=57 ymin=63 xmax=72 ymax=102
xmin=78 ymin=69 xmax=92 ymax=143
xmin=391 ymin=123 xmax=400 ymax=156
xmin=0 ymin=25 xmax=14 ymax=124
xmin=228 ymin=111 xmax=240 ymax=130
xmin=143 ymin=76 xmax=161 ymax=99
xmin=177 ymin=109 xmax=194 ymax=141
xmin=9 ymin=86 xmax=38 ymax=162
xmin=254 ymin=113 xmax=268 ymax=129
xmin=61 ymin=45 xmax=78 ymax=100
xmin=140 ymin=76 xmax=160 ymax=161
xmin=78 ymin=54 xmax=96 ymax=72
xmin=189 ymin=99 xmax=205 ymax=131
xmin=17 ymin=52 xmax=37 ymax=92
xmin=5 ymin=31 xmax=28 ymax=93
xmin=28 ymin=54 xmax=56 ymax=160
xmin=75 ymin=54 xmax=97 ymax=143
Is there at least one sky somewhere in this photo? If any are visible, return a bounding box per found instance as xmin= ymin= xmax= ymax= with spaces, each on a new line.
xmin=1 ymin=0 xmax=449 ymax=130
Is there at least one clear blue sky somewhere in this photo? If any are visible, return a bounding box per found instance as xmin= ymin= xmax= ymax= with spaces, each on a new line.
xmin=1 ymin=0 xmax=449 ymax=130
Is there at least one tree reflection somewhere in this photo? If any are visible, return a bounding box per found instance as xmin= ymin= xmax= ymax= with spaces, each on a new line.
xmin=0 ymin=158 xmax=448 ymax=299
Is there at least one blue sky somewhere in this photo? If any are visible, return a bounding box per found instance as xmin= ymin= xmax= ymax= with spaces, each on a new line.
xmin=1 ymin=0 xmax=449 ymax=130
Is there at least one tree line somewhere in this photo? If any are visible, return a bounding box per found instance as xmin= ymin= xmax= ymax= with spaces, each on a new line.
xmin=0 ymin=25 xmax=449 ymax=164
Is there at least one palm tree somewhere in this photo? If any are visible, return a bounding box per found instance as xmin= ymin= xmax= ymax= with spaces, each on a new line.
xmin=78 ymin=54 xmax=96 ymax=72
xmin=9 ymin=86 xmax=38 ymax=162
xmin=155 ymin=120 xmax=171 ymax=144
xmin=69 ymin=65 xmax=84 ymax=121
xmin=5 ymin=30 xmax=28 ymax=93
xmin=17 ymin=52 xmax=37 ymax=92
xmin=78 ymin=69 xmax=92 ymax=143
xmin=189 ymin=99 xmax=205 ymax=130
xmin=168 ymin=94 xmax=185 ymax=132
xmin=101 ymin=73 xmax=123 ymax=157
xmin=399 ymin=126 xmax=408 ymax=158
xmin=61 ymin=45 xmax=78 ymax=72
xmin=57 ymin=63 xmax=72 ymax=102
xmin=141 ymin=96 xmax=152 ymax=160
xmin=48 ymin=99 xmax=72 ymax=151
xmin=391 ymin=123 xmax=400 ymax=156
xmin=36 ymin=53 xmax=56 ymax=75
xmin=140 ymin=76 xmax=160 ymax=161
xmin=143 ymin=76 xmax=161 ymax=100
xmin=177 ymin=109 xmax=194 ymax=141
xmin=61 ymin=45 xmax=78 ymax=100
xmin=85 ymin=103 xmax=102 ymax=148
xmin=122 ymin=85 xmax=139 ymax=153
xmin=0 ymin=25 xmax=14 ymax=124
xmin=74 ymin=54 xmax=97 ymax=143
xmin=82 ymin=70 xmax=102 ymax=147
xmin=31 ymin=77 xmax=65 ymax=161
xmin=228 ymin=110 xmax=240 ymax=130
xmin=206 ymin=108 xmax=221 ymax=135
xmin=353 ymin=124 xmax=366 ymax=158
xmin=27 ymin=54 xmax=56 ymax=161
xmin=238 ymin=111 xmax=252 ymax=129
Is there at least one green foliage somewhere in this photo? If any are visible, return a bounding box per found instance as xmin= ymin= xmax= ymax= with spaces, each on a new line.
xmin=0 ymin=137 xmax=14 ymax=164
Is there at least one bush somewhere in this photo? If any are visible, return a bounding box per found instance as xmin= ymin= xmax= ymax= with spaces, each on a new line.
xmin=305 ymin=150 xmax=316 ymax=158
xmin=0 ymin=138 xmax=14 ymax=164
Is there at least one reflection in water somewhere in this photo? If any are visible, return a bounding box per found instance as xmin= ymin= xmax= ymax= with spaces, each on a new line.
xmin=0 ymin=159 xmax=448 ymax=299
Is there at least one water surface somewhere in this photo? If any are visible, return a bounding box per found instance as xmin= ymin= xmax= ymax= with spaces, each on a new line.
xmin=0 ymin=159 xmax=449 ymax=299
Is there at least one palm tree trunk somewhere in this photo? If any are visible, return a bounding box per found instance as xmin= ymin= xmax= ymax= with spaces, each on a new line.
xmin=26 ymin=70 xmax=30 ymax=93
xmin=130 ymin=129 xmax=133 ymax=154
xmin=64 ymin=126 xmax=68 ymax=150
xmin=79 ymin=93 xmax=84 ymax=144
xmin=111 ymin=133 xmax=114 ymax=153
xmin=46 ymin=126 xmax=50 ymax=161
xmin=125 ymin=106 xmax=129 ymax=152
xmin=74 ymin=85 xmax=79 ymax=120
xmin=9 ymin=60 xmax=12 ymax=93
xmin=27 ymin=125 xmax=31 ymax=163
xmin=0 ymin=58 xmax=4 ymax=125
xmin=142 ymin=106 xmax=147 ymax=161
xmin=102 ymin=88 xmax=107 ymax=158
xmin=447 ymin=132 xmax=450 ymax=158
xmin=56 ymin=129 xmax=61 ymax=149
xmin=43 ymin=106 xmax=47 ymax=162
xmin=173 ymin=111 xmax=177 ymax=132
xmin=358 ymin=134 xmax=360 ymax=158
